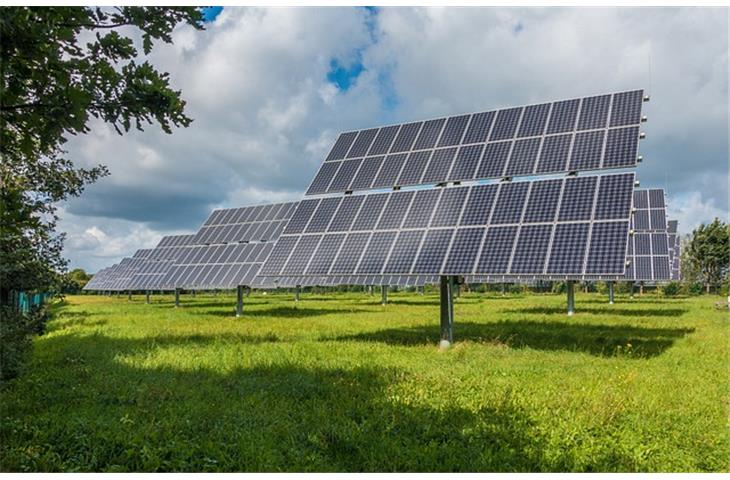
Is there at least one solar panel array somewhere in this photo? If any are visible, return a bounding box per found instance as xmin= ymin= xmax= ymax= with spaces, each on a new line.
xmin=307 ymin=90 xmax=644 ymax=195
xmin=193 ymin=202 xmax=297 ymax=245
xmin=258 ymin=172 xmax=635 ymax=284
xmin=127 ymin=235 xmax=197 ymax=290
xmin=668 ymin=219 xmax=681 ymax=281
xmin=624 ymin=189 xmax=671 ymax=282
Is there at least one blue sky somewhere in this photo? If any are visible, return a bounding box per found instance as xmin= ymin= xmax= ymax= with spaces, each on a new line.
xmin=59 ymin=7 xmax=728 ymax=272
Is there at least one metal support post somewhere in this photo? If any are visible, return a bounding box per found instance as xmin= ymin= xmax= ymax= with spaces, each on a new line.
xmin=236 ymin=285 xmax=244 ymax=317
xmin=295 ymin=285 xmax=301 ymax=302
xmin=174 ymin=288 xmax=180 ymax=308
xmin=439 ymin=276 xmax=454 ymax=348
xmin=128 ymin=290 xmax=132 ymax=301
xmin=368 ymin=285 xmax=373 ymax=296
xmin=608 ymin=281 xmax=615 ymax=305
xmin=381 ymin=285 xmax=388 ymax=305
xmin=192 ymin=290 xmax=196 ymax=298
xmin=418 ymin=285 xmax=424 ymax=296
xmin=567 ymin=280 xmax=575 ymax=316
xmin=145 ymin=290 xmax=150 ymax=304
xmin=639 ymin=282 xmax=644 ymax=296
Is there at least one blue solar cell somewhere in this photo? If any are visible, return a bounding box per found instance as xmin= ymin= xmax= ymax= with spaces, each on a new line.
xmin=650 ymin=209 xmax=666 ymax=230
xmin=328 ymin=195 xmax=365 ymax=232
xmin=306 ymin=161 xmax=340 ymax=194
xmin=350 ymin=156 xmax=383 ymax=190
xmin=610 ymin=90 xmax=643 ymax=127
xmin=448 ymin=144 xmax=483 ymax=181
xmin=357 ymin=231 xmax=397 ymax=274
xmin=504 ymin=137 xmax=540 ymax=176
xmin=546 ymin=222 xmax=590 ymax=274
xmin=568 ymin=130 xmax=604 ymax=171
xmin=594 ymin=173 xmax=634 ymax=220
xmin=351 ymin=193 xmax=388 ymax=230
xmin=522 ymin=179 xmax=562 ymax=223
xmin=546 ymin=99 xmax=580 ymax=134
xmin=284 ymin=199 xmax=320 ymax=234
xmin=390 ymin=122 xmax=422 ymax=153
xmin=397 ymin=150 xmax=431 ymax=186
xmin=652 ymin=256 xmax=671 ymax=279
xmin=442 ymin=227 xmax=485 ymax=274
xmin=330 ymin=232 xmax=370 ymax=274
xmin=327 ymin=158 xmax=362 ymax=192
xmin=558 ymin=176 xmax=597 ymax=221
xmin=413 ymin=118 xmax=446 ymax=150
xmin=648 ymin=189 xmax=665 ymax=208
xmin=326 ymin=131 xmax=357 ymax=161
xmin=585 ymin=221 xmax=629 ymax=274
xmin=633 ymin=190 xmax=649 ymax=209
xmin=603 ymin=126 xmax=639 ymax=168
xmin=460 ymin=184 xmax=498 ymax=226
xmin=258 ymin=236 xmax=297 ymax=275
xmin=489 ymin=107 xmax=522 ymax=141
xmin=412 ymin=229 xmax=454 ymax=273
xmin=509 ymin=224 xmax=553 ymax=274
xmin=633 ymin=210 xmax=650 ymax=230
xmin=403 ymin=189 xmax=441 ymax=228
xmin=282 ymin=235 xmax=321 ymax=275
xmin=384 ymin=230 xmax=425 ymax=273
xmin=490 ymin=182 xmax=530 ymax=224
xmin=422 ymin=147 xmax=457 ymax=183
xmin=534 ymin=134 xmax=571 ymax=174
xmin=377 ymin=191 xmax=414 ymax=230
xmin=462 ymin=111 xmax=495 ymax=144
xmin=634 ymin=256 xmax=652 ymax=279
xmin=475 ymin=226 xmax=518 ymax=274
xmin=517 ymin=103 xmax=550 ymax=137
xmin=368 ymin=125 xmax=399 ymax=155
xmin=305 ymin=197 xmax=341 ymax=233
xmin=577 ymin=94 xmax=611 ymax=130
xmin=372 ymin=154 xmax=407 ymax=188
xmin=651 ymin=233 xmax=669 ymax=255
xmin=634 ymin=233 xmax=651 ymax=255
xmin=475 ymin=141 xmax=511 ymax=178
xmin=431 ymin=188 xmax=468 ymax=227
xmin=347 ymin=128 xmax=378 ymax=158
xmin=438 ymin=115 xmax=470 ymax=147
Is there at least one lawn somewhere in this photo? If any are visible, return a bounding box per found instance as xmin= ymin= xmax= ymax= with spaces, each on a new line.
xmin=1 ymin=289 xmax=728 ymax=472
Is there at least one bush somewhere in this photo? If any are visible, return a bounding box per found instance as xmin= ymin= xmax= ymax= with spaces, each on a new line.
xmin=686 ymin=282 xmax=705 ymax=296
xmin=662 ymin=282 xmax=681 ymax=296
xmin=0 ymin=304 xmax=50 ymax=381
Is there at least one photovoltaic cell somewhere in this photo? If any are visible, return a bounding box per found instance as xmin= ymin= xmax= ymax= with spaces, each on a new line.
xmin=438 ymin=115 xmax=470 ymax=147
xmin=490 ymin=182 xmax=529 ymax=224
xmin=431 ymin=188 xmax=468 ymax=227
xmin=368 ymin=125 xmax=400 ymax=156
xmin=357 ymin=231 xmax=396 ymax=274
xmin=347 ymin=129 xmax=378 ymax=158
xmin=442 ymin=227 xmax=485 ymax=274
xmin=462 ymin=111 xmax=495 ymax=144
xmin=390 ymin=122 xmax=422 ymax=153
xmin=412 ymin=229 xmax=453 ymax=273
xmin=517 ymin=103 xmax=550 ymax=137
xmin=413 ymin=118 xmax=446 ymax=150
xmin=558 ymin=176 xmax=597 ymax=221
xmin=460 ymin=184 xmax=497 ymax=226
xmin=328 ymin=195 xmax=364 ymax=232
xmin=350 ymin=156 xmax=383 ymax=190
xmin=385 ymin=230 xmax=424 ymax=273
xmin=351 ymin=194 xmax=388 ymax=230
xmin=372 ymin=154 xmax=407 ymax=188
xmin=504 ymin=137 xmax=540 ymax=176
xmin=307 ymin=162 xmax=339 ymax=194
xmin=422 ymin=148 xmax=457 ymax=183
xmin=522 ymin=179 xmax=561 ymax=223
xmin=327 ymin=158 xmax=361 ymax=192
xmin=282 ymin=235 xmax=321 ymax=275
xmin=475 ymin=226 xmax=518 ymax=274
xmin=326 ymin=132 xmax=357 ymax=161
xmin=448 ymin=144 xmax=483 ymax=181
xmin=489 ymin=107 xmax=522 ymax=141
xmin=330 ymin=233 xmax=370 ymax=274
xmin=585 ymin=221 xmax=629 ymax=274
xmin=509 ymin=224 xmax=553 ymax=274
xmin=377 ymin=191 xmax=414 ymax=230
xmin=403 ymin=189 xmax=440 ymax=228
xmin=475 ymin=141 xmax=511 ymax=178
xmin=610 ymin=90 xmax=644 ymax=127
xmin=603 ymin=127 xmax=639 ymax=168
xmin=546 ymin=99 xmax=579 ymax=134
xmin=577 ymin=94 xmax=611 ymax=130
xmin=398 ymin=150 xmax=431 ymax=185
xmin=305 ymin=197 xmax=341 ymax=233
xmin=535 ymin=134 xmax=571 ymax=174
xmin=546 ymin=223 xmax=590 ymax=274
xmin=568 ymin=130 xmax=604 ymax=170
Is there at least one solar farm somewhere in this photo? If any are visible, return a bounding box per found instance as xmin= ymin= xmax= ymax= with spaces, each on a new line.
xmin=83 ymin=89 xmax=682 ymax=346
xmin=4 ymin=89 xmax=729 ymax=472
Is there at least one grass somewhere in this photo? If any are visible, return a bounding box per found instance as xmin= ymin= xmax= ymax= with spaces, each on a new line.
xmin=1 ymin=289 xmax=728 ymax=472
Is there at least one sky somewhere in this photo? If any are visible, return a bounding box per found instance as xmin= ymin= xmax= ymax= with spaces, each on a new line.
xmin=59 ymin=6 xmax=729 ymax=273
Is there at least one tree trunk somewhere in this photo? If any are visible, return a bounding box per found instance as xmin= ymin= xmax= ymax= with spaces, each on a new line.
xmin=706 ymin=283 xmax=711 ymax=294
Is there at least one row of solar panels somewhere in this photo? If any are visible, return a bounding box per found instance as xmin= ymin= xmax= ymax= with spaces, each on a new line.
xmin=83 ymin=89 xmax=679 ymax=292
xmin=84 ymin=188 xmax=680 ymax=291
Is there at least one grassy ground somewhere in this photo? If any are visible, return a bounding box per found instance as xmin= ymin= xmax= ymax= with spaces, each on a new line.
xmin=1 ymin=289 xmax=728 ymax=472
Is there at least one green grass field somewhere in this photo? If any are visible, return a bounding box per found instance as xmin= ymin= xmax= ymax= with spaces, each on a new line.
xmin=1 ymin=290 xmax=728 ymax=472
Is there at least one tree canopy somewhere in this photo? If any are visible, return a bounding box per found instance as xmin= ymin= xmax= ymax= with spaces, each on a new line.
xmin=685 ymin=218 xmax=730 ymax=293
xmin=1 ymin=7 xmax=203 ymax=303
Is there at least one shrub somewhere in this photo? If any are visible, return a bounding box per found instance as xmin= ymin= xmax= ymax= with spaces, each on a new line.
xmin=662 ymin=282 xmax=681 ymax=296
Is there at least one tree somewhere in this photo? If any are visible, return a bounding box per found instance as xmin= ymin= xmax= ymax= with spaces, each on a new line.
xmin=1 ymin=7 xmax=203 ymax=379
xmin=65 ymin=268 xmax=92 ymax=293
xmin=686 ymin=219 xmax=730 ymax=294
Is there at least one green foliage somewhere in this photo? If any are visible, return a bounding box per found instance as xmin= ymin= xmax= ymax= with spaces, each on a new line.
xmin=1 ymin=6 xmax=203 ymax=378
xmin=0 ymin=305 xmax=49 ymax=380
xmin=63 ymin=269 xmax=92 ymax=293
xmin=1 ymin=292 xmax=727 ymax=471
xmin=662 ymin=282 xmax=681 ymax=297
xmin=685 ymin=219 xmax=730 ymax=293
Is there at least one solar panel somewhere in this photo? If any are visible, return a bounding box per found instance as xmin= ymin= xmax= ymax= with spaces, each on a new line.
xmin=624 ymin=189 xmax=671 ymax=282
xmin=258 ymin=172 xmax=635 ymax=284
xmin=667 ymin=219 xmax=681 ymax=281
xmin=307 ymin=90 xmax=645 ymax=195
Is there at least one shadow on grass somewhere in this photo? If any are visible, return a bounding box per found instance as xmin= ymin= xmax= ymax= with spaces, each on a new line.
xmin=1 ymin=332 xmax=556 ymax=472
xmin=326 ymin=321 xmax=694 ymax=358
xmin=508 ymin=306 xmax=688 ymax=317
xmin=47 ymin=311 xmax=108 ymax=332
xmin=196 ymin=306 xmax=372 ymax=319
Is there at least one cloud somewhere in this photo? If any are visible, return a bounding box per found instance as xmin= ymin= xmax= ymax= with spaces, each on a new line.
xmin=59 ymin=7 xmax=728 ymax=271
